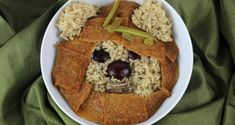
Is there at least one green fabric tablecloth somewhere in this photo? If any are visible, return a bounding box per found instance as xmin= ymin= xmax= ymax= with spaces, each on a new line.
xmin=0 ymin=0 xmax=235 ymax=124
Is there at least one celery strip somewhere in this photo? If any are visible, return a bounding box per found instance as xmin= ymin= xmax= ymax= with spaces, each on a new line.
xmin=111 ymin=18 xmax=122 ymax=29
xmin=102 ymin=0 xmax=157 ymax=46
xmin=114 ymin=26 xmax=156 ymax=40
xmin=122 ymin=33 xmax=135 ymax=42
xmin=103 ymin=0 xmax=120 ymax=27
xmin=106 ymin=17 xmax=122 ymax=33
xmin=144 ymin=38 xmax=154 ymax=46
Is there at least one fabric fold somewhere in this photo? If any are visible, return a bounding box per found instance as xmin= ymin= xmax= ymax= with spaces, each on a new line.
xmin=0 ymin=0 xmax=234 ymax=125
xmin=0 ymin=16 xmax=15 ymax=47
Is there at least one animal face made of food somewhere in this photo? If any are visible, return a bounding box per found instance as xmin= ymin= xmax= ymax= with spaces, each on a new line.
xmin=52 ymin=0 xmax=179 ymax=125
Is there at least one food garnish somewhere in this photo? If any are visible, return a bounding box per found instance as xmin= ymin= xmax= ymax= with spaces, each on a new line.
xmin=106 ymin=60 xmax=131 ymax=80
xmin=144 ymin=38 xmax=154 ymax=46
xmin=122 ymin=33 xmax=135 ymax=42
xmin=106 ymin=82 xmax=133 ymax=93
xmin=128 ymin=51 xmax=141 ymax=60
xmin=102 ymin=0 xmax=159 ymax=45
xmin=93 ymin=49 xmax=110 ymax=63
xmin=105 ymin=17 xmax=123 ymax=33
xmin=114 ymin=26 xmax=156 ymax=41
xmin=103 ymin=0 xmax=120 ymax=27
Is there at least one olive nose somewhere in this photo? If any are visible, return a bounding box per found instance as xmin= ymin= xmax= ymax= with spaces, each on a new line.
xmin=106 ymin=60 xmax=131 ymax=80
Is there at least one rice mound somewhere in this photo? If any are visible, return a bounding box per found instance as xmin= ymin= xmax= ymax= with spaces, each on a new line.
xmin=85 ymin=41 xmax=161 ymax=97
xmin=132 ymin=0 xmax=173 ymax=42
xmin=57 ymin=2 xmax=98 ymax=40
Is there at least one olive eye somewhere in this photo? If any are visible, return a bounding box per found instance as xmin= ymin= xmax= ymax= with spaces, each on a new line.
xmin=128 ymin=51 xmax=141 ymax=60
xmin=92 ymin=49 xmax=110 ymax=63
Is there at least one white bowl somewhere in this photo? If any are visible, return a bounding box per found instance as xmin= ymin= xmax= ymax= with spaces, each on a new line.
xmin=40 ymin=0 xmax=193 ymax=125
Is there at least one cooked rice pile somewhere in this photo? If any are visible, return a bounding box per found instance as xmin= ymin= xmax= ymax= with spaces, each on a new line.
xmin=85 ymin=41 xmax=161 ymax=97
xmin=57 ymin=2 xmax=98 ymax=40
xmin=132 ymin=0 xmax=173 ymax=42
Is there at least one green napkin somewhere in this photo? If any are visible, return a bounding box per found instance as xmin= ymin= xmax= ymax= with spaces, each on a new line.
xmin=0 ymin=0 xmax=234 ymax=125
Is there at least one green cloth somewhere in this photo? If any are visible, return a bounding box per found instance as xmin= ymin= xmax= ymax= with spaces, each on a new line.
xmin=0 ymin=0 xmax=234 ymax=124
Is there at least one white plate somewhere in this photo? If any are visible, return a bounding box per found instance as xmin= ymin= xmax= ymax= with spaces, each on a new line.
xmin=40 ymin=0 xmax=193 ymax=125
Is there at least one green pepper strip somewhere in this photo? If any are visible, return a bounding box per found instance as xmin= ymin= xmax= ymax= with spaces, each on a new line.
xmin=114 ymin=26 xmax=157 ymax=40
xmin=103 ymin=0 xmax=120 ymax=27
